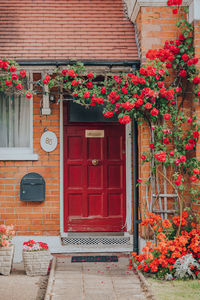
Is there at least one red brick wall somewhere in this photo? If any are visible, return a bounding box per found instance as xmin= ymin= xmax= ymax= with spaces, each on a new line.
xmin=0 ymin=94 xmax=60 ymax=236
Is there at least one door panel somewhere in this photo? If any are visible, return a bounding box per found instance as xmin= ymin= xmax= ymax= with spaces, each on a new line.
xmin=64 ymin=124 xmax=126 ymax=232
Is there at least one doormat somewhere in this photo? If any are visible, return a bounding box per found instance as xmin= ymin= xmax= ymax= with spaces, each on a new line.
xmin=71 ymin=256 xmax=118 ymax=263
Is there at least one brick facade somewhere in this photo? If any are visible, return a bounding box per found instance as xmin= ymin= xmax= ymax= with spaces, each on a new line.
xmin=0 ymin=93 xmax=60 ymax=236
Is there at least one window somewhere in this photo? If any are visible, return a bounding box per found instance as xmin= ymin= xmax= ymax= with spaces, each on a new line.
xmin=0 ymin=92 xmax=38 ymax=160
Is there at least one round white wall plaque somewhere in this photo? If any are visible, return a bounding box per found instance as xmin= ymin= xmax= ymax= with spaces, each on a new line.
xmin=40 ymin=131 xmax=57 ymax=152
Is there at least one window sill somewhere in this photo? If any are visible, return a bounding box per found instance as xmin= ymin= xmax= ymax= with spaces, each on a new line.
xmin=0 ymin=153 xmax=39 ymax=161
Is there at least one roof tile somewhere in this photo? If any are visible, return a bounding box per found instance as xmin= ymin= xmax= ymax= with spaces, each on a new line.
xmin=0 ymin=0 xmax=139 ymax=61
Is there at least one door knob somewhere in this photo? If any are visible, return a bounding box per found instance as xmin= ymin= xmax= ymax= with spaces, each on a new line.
xmin=92 ymin=159 xmax=99 ymax=166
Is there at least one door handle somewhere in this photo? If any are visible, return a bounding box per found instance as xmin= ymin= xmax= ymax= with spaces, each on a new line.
xmin=92 ymin=159 xmax=99 ymax=166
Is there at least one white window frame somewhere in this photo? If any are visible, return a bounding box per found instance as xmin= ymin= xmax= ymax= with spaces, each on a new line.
xmin=0 ymin=94 xmax=38 ymax=161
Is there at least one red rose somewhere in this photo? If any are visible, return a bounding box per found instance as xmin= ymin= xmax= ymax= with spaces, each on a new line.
xmin=5 ymin=80 xmax=12 ymax=86
xmin=20 ymin=70 xmax=26 ymax=77
xmin=137 ymin=179 xmax=142 ymax=183
xmin=197 ymin=91 xmax=200 ymax=96
xmin=173 ymin=8 xmax=178 ymax=14
xmin=103 ymin=111 xmax=113 ymax=118
xmin=68 ymin=70 xmax=77 ymax=77
xmin=141 ymin=155 xmax=146 ymax=160
xmin=193 ymin=131 xmax=199 ymax=139
xmin=73 ymin=93 xmax=78 ymax=97
xmin=121 ymin=86 xmax=128 ymax=94
xmin=169 ymin=150 xmax=174 ymax=156
xmin=158 ymin=69 xmax=165 ymax=76
xmin=193 ymin=76 xmax=200 ymax=84
xmin=16 ymin=83 xmax=23 ymax=89
xmin=87 ymin=72 xmax=93 ymax=79
xmin=101 ymin=87 xmax=106 ymax=94
xmin=158 ymin=81 xmax=164 ymax=87
xmin=163 ymin=138 xmax=170 ymax=145
xmin=86 ymin=82 xmax=93 ymax=89
xmin=166 ymin=63 xmax=172 ymax=69
xmin=190 ymin=175 xmax=197 ymax=182
xmin=150 ymin=108 xmax=159 ymax=116
xmin=193 ymin=168 xmax=199 ymax=174
xmin=144 ymin=102 xmax=152 ymax=109
xmin=11 ymin=74 xmax=18 ymax=81
xmin=62 ymin=69 xmax=68 ymax=75
xmin=187 ymin=117 xmax=193 ymax=123
xmin=150 ymin=144 xmax=155 ymax=149
xmin=26 ymin=92 xmax=32 ymax=99
xmin=179 ymin=70 xmax=187 ymax=77
xmin=182 ymin=54 xmax=189 ymax=61
xmin=174 ymin=179 xmax=181 ymax=186
xmin=118 ymin=115 xmax=131 ymax=124
xmin=71 ymin=80 xmax=78 ymax=87
xmin=154 ymin=151 xmax=166 ymax=162
xmin=174 ymin=159 xmax=181 ymax=165
xmin=179 ymin=34 xmax=185 ymax=41
xmin=43 ymin=75 xmax=50 ymax=85
xmin=83 ymin=91 xmax=90 ymax=98
xmin=164 ymin=113 xmax=171 ymax=120
xmin=9 ymin=65 xmax=17 ymax=73
xmin=180 ymin=155 xmax=186 ymax=162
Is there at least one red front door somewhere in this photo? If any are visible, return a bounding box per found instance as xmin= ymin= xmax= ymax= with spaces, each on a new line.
xmin=63 ymin=123 xmax=126 ymax=232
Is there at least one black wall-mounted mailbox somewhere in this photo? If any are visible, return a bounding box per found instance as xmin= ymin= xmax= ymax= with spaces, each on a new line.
xmin=20 ymin=172 xmax=45 ymax=202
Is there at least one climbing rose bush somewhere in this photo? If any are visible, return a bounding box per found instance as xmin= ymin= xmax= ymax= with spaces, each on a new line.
xmin=0 ymin=0 xmax=199 ymax=206
xmin=130 ymin=212 xmax=200 ymax=279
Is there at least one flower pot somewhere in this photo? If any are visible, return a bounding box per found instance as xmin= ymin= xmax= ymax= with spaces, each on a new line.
xmin=23 ymin=250 xmax=51 ymax=276
xmin=0 ymin=245 xmax=14 ymax=276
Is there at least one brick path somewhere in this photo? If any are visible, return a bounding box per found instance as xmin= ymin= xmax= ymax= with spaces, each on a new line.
xmin=50 ymin=255 xmax=147 ymax=300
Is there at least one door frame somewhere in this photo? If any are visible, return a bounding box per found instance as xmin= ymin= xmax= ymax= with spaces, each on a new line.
xmin=59 ymin=99 xmax=132 ymax=237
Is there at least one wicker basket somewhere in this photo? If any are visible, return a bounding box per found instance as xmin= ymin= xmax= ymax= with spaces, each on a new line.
xmin=0 ymin=245 xmax=14 ymax=276
xmin=23 ymin=250 xmax=51 ymax=276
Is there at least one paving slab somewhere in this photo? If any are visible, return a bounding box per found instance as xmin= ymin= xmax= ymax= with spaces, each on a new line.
xmin=48 ymin=254 xmax=147 ymax=300
xmin=0 ymin=263 xmax=48 ymax=300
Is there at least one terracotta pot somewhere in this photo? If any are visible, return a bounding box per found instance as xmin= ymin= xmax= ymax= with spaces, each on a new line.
xmin=0 ymin=245 xmax=14 ymax=276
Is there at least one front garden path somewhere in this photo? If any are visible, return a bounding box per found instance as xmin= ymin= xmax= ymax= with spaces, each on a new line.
xmin=47 ymin=254 xmax=147 ymax=300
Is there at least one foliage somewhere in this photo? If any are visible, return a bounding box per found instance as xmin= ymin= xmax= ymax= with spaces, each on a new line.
xmin=0 ymin=224 xmax=15 ymax=247
xmin=130 ymin=212 xmax=200 ymax=279
xmin=23 ymin=240 xmax=49 ymax=251
xmin=173 ymin=254 xmax=200 ymax=279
